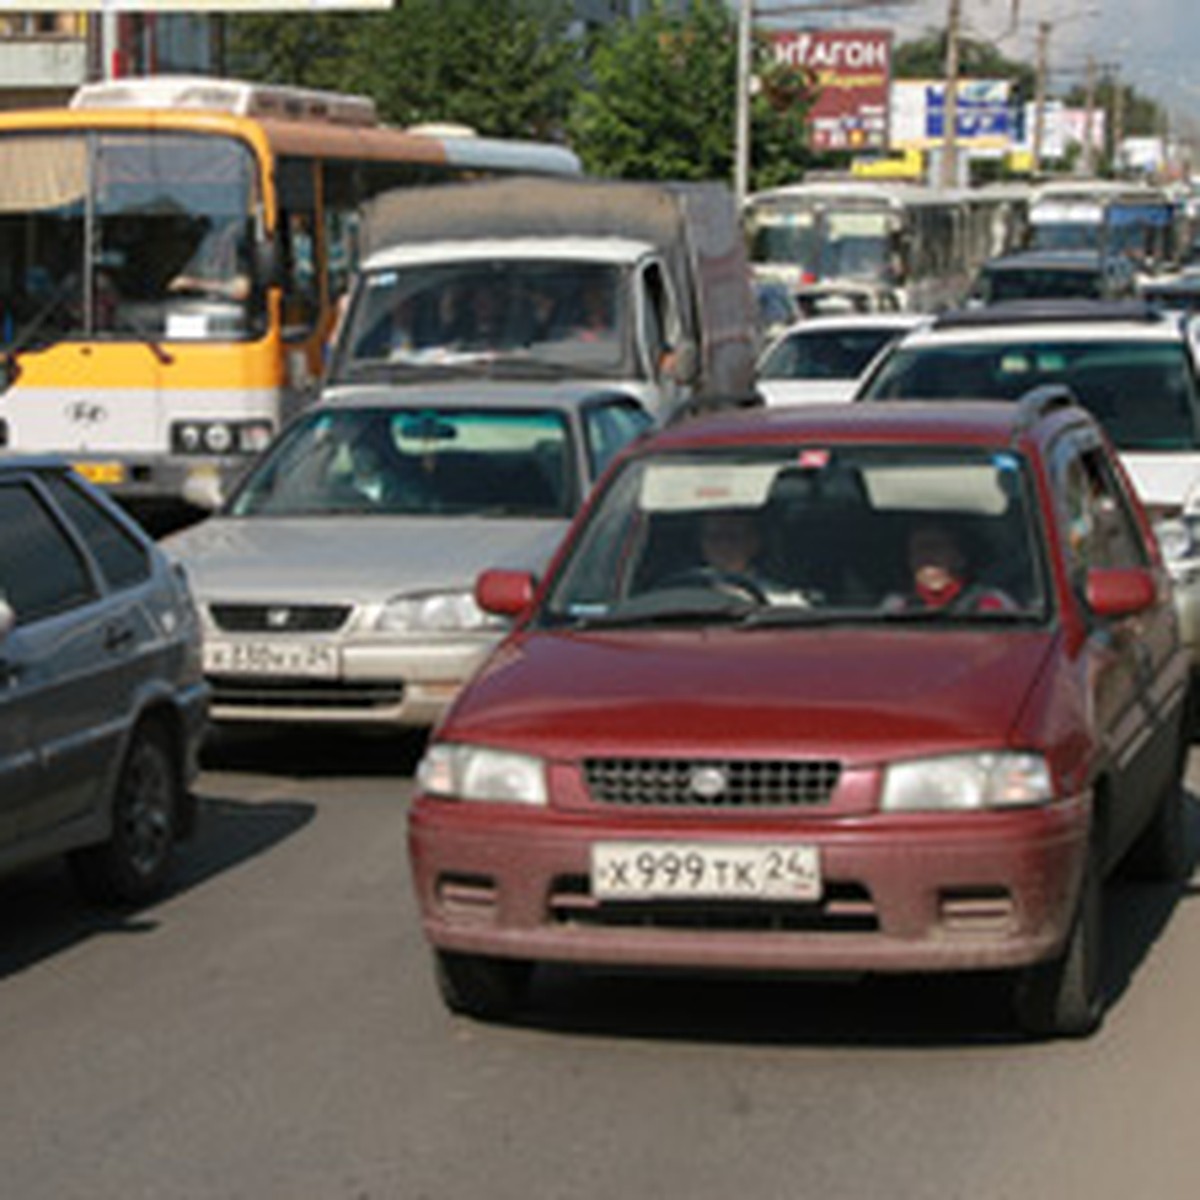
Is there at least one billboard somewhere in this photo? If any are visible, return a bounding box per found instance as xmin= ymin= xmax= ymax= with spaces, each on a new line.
xmin=891 ymin=79 xmax=1013 ymax=151
xmin=770 ymin=29 xmax=891 ymax=153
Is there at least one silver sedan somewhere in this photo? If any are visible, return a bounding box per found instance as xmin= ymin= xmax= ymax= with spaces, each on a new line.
xmin=164 ymin=382 xmax=653 ymax=729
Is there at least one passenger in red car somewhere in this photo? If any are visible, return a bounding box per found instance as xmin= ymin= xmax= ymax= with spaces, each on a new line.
xmin=891 ymin=523 xmax=1016 ymax=613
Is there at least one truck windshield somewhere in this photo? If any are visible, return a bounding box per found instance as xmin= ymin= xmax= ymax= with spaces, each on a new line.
xmin=338 ymin=260 xmax=625 ymax=378
xmin=0 ymin=131 xmax=264 ymax=346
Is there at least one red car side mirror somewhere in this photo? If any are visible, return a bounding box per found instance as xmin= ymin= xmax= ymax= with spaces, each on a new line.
xmin=1085 ymin=567 xmax=1158 ymax=618
xmin=476 ymin=568 xmax=536 ymax=618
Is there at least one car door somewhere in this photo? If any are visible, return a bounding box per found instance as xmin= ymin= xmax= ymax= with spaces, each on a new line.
xmin=0 ymin=516 xmax=37 ymax=848
xmin=1051 ymin=431 xmax=1184 ymax=861
xmin=0 ymin=474 xmax=112 ymax=841
xmin=19 ymin=471 xmax=161 ymax=843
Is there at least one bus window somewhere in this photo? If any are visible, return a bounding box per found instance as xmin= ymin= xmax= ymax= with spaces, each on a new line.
xmin=322 ymin=160 xmax=361 ymax=307
xmin=278 ymin=157 xmax=319 ymax=337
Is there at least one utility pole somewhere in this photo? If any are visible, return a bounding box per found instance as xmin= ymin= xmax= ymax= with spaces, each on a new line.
xmin=1031 ymin=19 xmax=1050 ymax=176
xmin=734 ymin=0 xmax=753 ymax=206
xmin=940 ymin=0 xmax=962 ymax=189
xmin=1111 ymin=72 xmax=1125 ymax=175
xmin=1082 ymin=54 xmax=1097 ymax=176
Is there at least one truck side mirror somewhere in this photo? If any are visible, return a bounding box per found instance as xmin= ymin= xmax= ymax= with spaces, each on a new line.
xmin=1 ymin=354 xmax=21 ymax=393
xmin=665 ymin=339 xmax=699 ymax=385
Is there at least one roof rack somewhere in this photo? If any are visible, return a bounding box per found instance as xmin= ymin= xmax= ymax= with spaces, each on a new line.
xmin=1015 ymin=383 xmax=1080 ymax=430
xmin=932 ymin=299 xmax=1161 ymax=330
xmin=70 ymin=75 xmax=378 ymax=127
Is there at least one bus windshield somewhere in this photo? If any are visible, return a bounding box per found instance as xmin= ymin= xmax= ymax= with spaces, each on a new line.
xmin=746 ymin=209 xmax=820 ymax=279
xmin=1028 ymin=222 xmax=1101 ymax=252
xmin=0 ymin=131 xmax=264 ymax=346
xmin=819 ymin=210 xmax=890 ymax=280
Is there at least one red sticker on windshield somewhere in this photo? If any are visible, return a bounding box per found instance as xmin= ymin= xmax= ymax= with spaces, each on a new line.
xmin=797 ymin=449 xmax=831 ymax=469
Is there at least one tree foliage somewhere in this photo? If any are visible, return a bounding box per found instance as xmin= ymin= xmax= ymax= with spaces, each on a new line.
xmin=225 ymin=0 xmax=579 ymax=140
xmin=568 ymin=0 xmax=738 ymax=181
xmin=567 ymin=0 xmax=812 ymax=185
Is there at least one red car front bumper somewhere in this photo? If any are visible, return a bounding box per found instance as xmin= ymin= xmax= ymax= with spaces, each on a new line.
xmin=409 ymin=789 xmax=1090 ymax=977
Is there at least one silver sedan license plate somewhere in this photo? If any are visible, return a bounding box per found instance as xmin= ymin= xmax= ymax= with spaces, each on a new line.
xmin=204 ymin=639 xmax=340 ymax=679
xmin=592 ymin=842 xmax=821 ymax=902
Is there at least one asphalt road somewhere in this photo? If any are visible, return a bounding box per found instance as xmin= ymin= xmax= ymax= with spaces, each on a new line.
xmin=3 ymin=729 xmax=1200 ymax=1200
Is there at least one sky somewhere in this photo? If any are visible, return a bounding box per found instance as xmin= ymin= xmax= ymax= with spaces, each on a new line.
xmin=751 ymin=0 xmax=1200 ymax=134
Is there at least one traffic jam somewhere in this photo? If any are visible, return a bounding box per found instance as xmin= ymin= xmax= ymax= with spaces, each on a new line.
xmin=3 ymin=72 xmax=1200 ymax=1048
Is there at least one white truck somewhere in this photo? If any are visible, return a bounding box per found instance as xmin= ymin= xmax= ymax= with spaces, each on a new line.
xmin=323 ymin=176 xmax=758 ymax=421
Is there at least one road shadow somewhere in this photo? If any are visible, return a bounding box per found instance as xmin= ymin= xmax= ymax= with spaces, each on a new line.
xmin=200 ymin=724 xmax=428 ymax=780
xmin=0 ymin=791 xmax=314 ymax=982
xmin=493 ymin=792 xmax=1200 ymax=1049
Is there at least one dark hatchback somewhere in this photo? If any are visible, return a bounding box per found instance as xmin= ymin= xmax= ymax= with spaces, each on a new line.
xmin=0 ymin=460 xmax=208 ymax=903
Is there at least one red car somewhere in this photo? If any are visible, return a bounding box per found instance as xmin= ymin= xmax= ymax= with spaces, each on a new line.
xmin=408 ymin=392 xmax=1191 ymax=1038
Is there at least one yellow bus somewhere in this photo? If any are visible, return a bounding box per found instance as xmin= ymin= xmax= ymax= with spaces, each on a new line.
xmin=0 ymin=75 xmax=581 ymax=521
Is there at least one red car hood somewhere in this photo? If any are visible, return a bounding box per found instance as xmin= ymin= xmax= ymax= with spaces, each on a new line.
xmin=443 ymin=626 xmax=1058 ymax=765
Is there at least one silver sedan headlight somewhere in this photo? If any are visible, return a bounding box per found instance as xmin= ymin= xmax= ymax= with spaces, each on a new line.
xmin=881 ymin=752 xmax=1052 ymax=812
xmin=376 ymin=590 xmax=506 ymax=633
xmin=418 ymin=743 xmax=548 ymax=805
xmin=1154 ymin=515 xmax=1200 ymax=572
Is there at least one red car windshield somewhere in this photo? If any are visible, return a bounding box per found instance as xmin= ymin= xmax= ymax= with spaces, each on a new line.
xmin=543 ymin=445 xmax=1049 ymax=627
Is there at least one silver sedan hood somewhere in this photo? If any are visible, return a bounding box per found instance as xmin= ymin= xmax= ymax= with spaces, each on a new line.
xmin=164 ymin=516 xmax=570 ymax=602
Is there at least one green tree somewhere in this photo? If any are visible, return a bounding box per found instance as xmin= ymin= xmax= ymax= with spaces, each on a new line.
xmin=225 ymin=0 xmax=580 ymax=141
xmin=568 ymin=0 xmax=812 ymax=185
xmin=569 ymin=0 xmax=737 ymax=181
xmin=223 ymin=13 xmax=359 ymax=91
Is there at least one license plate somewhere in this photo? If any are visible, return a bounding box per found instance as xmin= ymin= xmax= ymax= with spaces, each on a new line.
xmin=72 ymin=460 xmax=126 ymax=486
xmin=203 ymin=639 xmax=340 ymax=679
xmin=592 ymin=842 xmax=821 ymax=902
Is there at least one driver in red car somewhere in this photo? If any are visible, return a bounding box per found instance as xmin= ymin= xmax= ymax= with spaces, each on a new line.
xmin=694 ymin=508 xmax=809 ymax=605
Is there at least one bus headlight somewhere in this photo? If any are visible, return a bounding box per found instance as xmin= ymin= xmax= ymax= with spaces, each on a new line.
xmin=171 ymin=420 xmax=275 ymax=456
xmin=204 ymin=424 xmax=234 ymax=453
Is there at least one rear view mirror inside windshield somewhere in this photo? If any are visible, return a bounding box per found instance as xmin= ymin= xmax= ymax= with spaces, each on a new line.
xmin=399 ymin=413 xmax=458 ymax=443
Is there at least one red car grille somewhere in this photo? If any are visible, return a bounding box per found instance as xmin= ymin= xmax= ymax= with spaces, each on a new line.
xmin=583 ymin=758 xmax=841 ymax=809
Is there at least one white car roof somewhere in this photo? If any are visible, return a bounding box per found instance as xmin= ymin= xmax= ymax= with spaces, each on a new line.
xmin=893 ymin=313 xmax=1187 ymax=351
xmin=774 ymin=313 xmax=927 ymax=337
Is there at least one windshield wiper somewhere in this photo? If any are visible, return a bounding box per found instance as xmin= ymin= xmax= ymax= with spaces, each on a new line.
xmin=736 ymin=605 xmax=883 ymax=628
xmin=560 ymin=600 xmax=756 ymax=630
xmin=113 ymin=306 xmax=173 ymax=365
